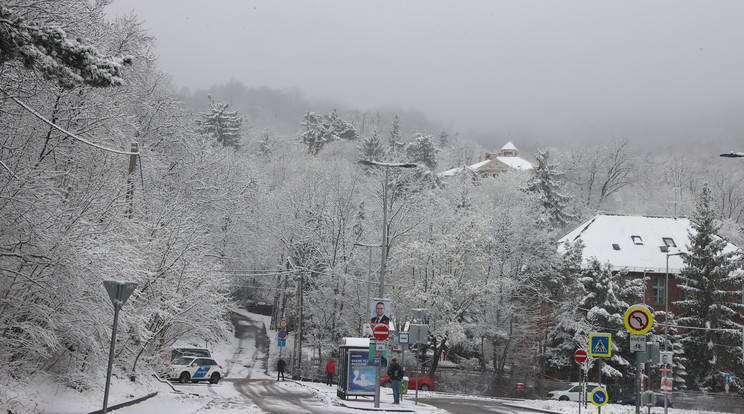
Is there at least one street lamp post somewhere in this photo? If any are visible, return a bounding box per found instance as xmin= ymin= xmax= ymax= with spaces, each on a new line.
xmin=359 ymin=159 xmax=417 ymax=408
xmin=354 ymin=242 xmax=382 ymax=324
xmin=663 ymin=249 xmax=685 ymax=414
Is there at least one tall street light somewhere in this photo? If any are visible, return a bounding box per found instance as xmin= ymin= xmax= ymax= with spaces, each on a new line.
xmin=354 ymin=242 xmax=382 ymax=324
xmin=359 ymin=159 xmax=417 ymax=408
xmin=662 ymin=247 xmax=685 ymax=414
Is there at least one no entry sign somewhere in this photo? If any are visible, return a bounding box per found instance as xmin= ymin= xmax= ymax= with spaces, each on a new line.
xmin=575 ymin=349 xmax=588 ymax=363
xmin=373 ymin=324 xmax=390 ymax=341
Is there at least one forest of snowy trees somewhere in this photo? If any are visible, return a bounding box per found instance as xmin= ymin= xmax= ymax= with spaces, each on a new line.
xmin=1 ymin=1 xmax=744 ymax=410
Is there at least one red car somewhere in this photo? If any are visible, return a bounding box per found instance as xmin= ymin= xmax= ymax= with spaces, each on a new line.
xmin=381 ymin=371 xmax=435 ymax=391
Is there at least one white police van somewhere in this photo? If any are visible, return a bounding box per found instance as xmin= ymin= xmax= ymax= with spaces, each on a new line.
xmin=163 ymin=356 xmax=225 ymax=384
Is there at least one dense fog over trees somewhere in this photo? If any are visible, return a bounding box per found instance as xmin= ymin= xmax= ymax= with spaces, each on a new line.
xmin=1 ymin=1 xmax=744 ymax=411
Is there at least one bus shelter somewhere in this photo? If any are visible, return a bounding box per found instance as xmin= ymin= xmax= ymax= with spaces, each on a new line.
xmin=337 ymin=337 xmax=375 ymax=400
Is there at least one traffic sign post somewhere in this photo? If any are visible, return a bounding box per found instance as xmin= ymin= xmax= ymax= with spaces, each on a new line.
xmin=102 ymin=281 xmax=137 ymax=414
xmin=574 ymin=349 xmax=588 ymax=414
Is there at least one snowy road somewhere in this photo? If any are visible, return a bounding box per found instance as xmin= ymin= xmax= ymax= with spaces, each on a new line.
xmin=226 ymin=311 xmax=270 ymax=379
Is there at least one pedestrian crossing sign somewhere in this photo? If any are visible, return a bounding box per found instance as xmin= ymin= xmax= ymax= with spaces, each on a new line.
xmin=589 ymin=333 xmax=611 ymax=357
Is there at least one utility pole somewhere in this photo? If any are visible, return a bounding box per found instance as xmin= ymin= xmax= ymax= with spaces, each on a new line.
xmin=358 ymin=160 xmax=416 ymax=408
xmin=125 ymin=143 xmax=138 ymax=218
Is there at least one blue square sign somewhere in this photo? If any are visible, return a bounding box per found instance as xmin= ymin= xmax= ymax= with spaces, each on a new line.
xmin=398 ymin=332 xmax=410 ymax=345
xmin=589 ymin=333 xmax=611 ymax=357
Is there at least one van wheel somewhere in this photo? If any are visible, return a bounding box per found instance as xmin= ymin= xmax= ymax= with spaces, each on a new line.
xmin=210 ymin=373 xmax=220 ymax=384
xmin=179 ymin=372 xmax=191 ymax=383
xmin=559 ymin=396 xmax=569 ymax=401
xmin=383 ymin=381 xmax=391 ymax=387
xmin=420 ymin=384 xmax=430 ymax=391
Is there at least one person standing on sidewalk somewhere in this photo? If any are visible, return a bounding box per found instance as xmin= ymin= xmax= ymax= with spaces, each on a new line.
xmin=387 ymin=358 xmax=404 ymax=404
xmin=276 ymin=357 xmax=287 ymax=381
xmin=325 ymin=358 xmax=336 ymax=386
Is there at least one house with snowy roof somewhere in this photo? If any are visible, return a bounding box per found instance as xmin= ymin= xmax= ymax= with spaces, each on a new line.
xmin=438 ymin=142 xmax=533 ymax=179
xmin=558 ymin=212 xmax=741 ymax=315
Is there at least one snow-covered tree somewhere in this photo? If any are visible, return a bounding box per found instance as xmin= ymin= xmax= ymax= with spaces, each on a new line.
xmin=299 ymin=109 xmax=358 ymax=155
xmin=197 ymin=96 xmax=243 ymax=148
xmin=675 ymin=183 xmax=744 ymax=392
xmin=359 ymin=130 xmax=384 ymax=161
xmin=544 ymin=258 xmax=644 ymax=382
xmin=0 ymin=4 xmax=132 ymax=88
xmin=388 ymin=114 xmax=404 ymax=152
xmin=406 ymin=133 xmax=439 ymax=171
xmin=526 ymin=149 xmax=575 ymax=228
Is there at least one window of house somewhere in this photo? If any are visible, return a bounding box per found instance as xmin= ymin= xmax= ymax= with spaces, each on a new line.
xmin=653 ymin=277 xmax=665 ymax=306
xmin=631 ymin=235 xmax=643 ymax=245
xmin=662 ymin=237 xmax=676 ymax=248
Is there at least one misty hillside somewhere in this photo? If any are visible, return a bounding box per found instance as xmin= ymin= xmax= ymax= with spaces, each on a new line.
xmin=178 ymin=79 xmax=449 ymax=143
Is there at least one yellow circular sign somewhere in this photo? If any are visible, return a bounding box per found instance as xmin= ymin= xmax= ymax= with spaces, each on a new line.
xmin=624 ymin=305 xmax=653 ymax=335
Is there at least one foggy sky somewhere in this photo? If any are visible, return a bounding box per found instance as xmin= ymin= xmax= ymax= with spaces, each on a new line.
xmin=107 ymin=0 xmax=744 ymax=150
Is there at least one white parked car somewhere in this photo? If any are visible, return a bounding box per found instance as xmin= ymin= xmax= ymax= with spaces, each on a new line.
xmin=547 ymin=382 xmax=603 ymax=401
xmin=163 ymin=356 xmax=225 ymax=384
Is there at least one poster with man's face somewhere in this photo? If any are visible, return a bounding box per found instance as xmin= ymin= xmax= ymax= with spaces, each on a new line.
xmin=370 ymin=298 xmax=391 ymax=325
xmin=660 ymin=352 xmax=673 ymax=371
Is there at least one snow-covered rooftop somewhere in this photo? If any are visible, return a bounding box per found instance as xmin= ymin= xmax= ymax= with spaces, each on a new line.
xmin=502 ymin=141 xmax=517 ymax=150
xmin=495 ymin=155 xmax=533 ymax=170
xmin=558 ymin=213 xmax=739 ymax=274
xmin=436 ymin=149 xmax=532 ymax=178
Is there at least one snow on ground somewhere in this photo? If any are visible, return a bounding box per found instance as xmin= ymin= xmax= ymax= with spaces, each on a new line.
xmin=18 ymin=310 xmax=727 ymax=413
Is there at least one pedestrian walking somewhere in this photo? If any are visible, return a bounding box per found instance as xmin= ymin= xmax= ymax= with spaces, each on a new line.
xmin=387 ymin=358 xmax=404 ymax=404
xmin=277 ymin=357 xmax=287 ymax=381
xmin=325 ymin=358 xmax=336 ymax=386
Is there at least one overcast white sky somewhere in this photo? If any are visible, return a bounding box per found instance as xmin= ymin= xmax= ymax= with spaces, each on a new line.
xmin=106 ymin=0 xmax=744 ymax=149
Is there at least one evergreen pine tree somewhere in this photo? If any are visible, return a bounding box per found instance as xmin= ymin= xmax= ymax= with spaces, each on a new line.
xmin=197 ymin=96 xmax=243 ymax=148
xmin=0 ymin=5 xmax=132 ymax=88
xmin=544 ymin=256 xmax=643 ymax=382
xmin=675 ymin=184 xmax=743 ymax=391
xmin=438 ymin=130 xmax=449 ymax=148
xmin=388 ymin=114 xmax=404 ymax=152
xmin=405 ymin=133 xmax=439 ymax=171
xmin=525 ymin=149 xmax=575 ymax=228
xmin=299 ymin=109 xmax=358 ymax=155
xmin=359 ymin=130 xmax=384 ymax=160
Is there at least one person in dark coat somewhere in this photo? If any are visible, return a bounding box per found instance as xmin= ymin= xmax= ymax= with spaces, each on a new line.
xmin=277 ymin=357 xmax=287 ymax=381
xmin=387 ymin=358 xmax=404 ymax=404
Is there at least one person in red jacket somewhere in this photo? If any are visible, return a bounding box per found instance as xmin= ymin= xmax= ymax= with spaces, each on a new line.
xmin=325 ymin=358 xmax=336 ymax=386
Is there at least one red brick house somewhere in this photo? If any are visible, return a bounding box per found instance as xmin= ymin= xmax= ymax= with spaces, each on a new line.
xmin=558 ymin=213 xmax=740 ymax=316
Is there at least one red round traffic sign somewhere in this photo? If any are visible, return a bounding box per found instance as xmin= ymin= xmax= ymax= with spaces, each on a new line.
xmin=575 ymin=349 xmax=588 ymax=363
xmin=373 ymin=324 xmax=390 ymax=341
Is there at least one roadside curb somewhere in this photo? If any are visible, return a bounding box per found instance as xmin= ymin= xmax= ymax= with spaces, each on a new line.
xmin=85 ymin=392 xmax=158 ymax=414
xmin=502 ymin=402 xmax=562 ymax=414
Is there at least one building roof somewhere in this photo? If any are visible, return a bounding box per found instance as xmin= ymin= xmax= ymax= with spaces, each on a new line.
xmin=558 ymin=213 xmax=740 ymax=274
xmin=437 ymin=143 xmax=532 ymax=178
xmin=495 ymin=155 xmax=533 ymax=170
